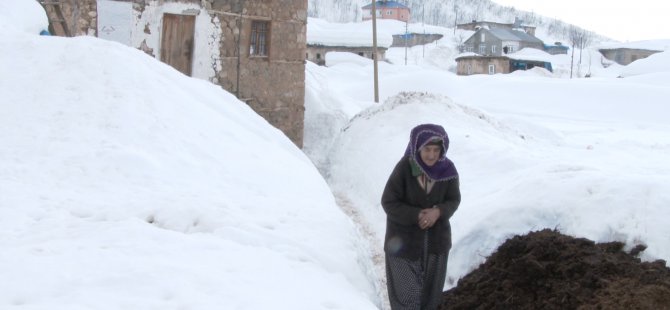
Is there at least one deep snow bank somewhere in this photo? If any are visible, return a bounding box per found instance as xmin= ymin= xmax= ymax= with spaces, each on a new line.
xmin=0 ymin=24 xmax=377 ymax=310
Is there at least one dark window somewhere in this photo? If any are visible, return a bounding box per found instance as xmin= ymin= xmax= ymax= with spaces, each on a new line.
xmin=358 ymin=52 xmax=364 ymax=56
xmin=250 ymin=20 xmax=269 ymax=56
xmin=316 ymin=53 xmax=321 ymax=60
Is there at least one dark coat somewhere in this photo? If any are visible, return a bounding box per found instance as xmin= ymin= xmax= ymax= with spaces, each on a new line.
xmin=381 ymin=156 xmax=461 ymax=259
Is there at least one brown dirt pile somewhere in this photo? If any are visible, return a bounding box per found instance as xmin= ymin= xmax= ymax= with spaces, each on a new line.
xmin=440 ymin=229 xmax=670 ymax=309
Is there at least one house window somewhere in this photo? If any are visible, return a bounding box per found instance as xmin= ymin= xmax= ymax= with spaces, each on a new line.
xmin=316 ymin=53 xmax=321 ymax=60
xmin=488 ymin=64 xmax=496 ymax=74
xmin=492 ymin=45 xmax=497 ymax=54
xmin=479 ymin=45 xmax=486 ymax=54
xmin=250 ymin=20 xmax=269 ymax=57
xmin=358 ymin=52 xmax=364 ymax=56
xmin=387 ymin=10 xmax=392 ymax=15
xmin=481 ymin=33 xmax=485 ymax=42
xmin=467 ymin=64 xmax=472 ymax=75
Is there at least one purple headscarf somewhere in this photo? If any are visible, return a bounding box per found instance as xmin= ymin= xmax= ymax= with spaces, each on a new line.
xmin=404 ymin=124 xmax=458 ymax=181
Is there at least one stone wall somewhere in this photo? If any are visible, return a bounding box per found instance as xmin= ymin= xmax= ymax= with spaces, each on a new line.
xmin=204 ymin=0 xmax=307 ymax=147
xmin=41 ymin=0 xmax=97 ymax=36
xmin=391 ymin=33 xmax=443 ymax=48
xmin=127 ymin=0 xmax=306 ymax=147
xmin=306 ymin=45 xmax=387 ymax=65
xmin=456 ymin=57 xmax=510 ymax=75
xmin=599 ymin=48 xmax=661 ymax=66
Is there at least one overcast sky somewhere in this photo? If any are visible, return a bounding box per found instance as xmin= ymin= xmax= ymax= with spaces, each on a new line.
xmin=491 ymin=0 xmax=669 ymax=42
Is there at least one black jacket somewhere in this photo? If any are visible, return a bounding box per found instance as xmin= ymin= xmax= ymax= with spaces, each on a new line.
xmin=381 ymin=156 xmax=461 ymax=259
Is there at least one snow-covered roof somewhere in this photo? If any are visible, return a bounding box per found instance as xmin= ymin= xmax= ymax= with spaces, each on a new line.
xmin=361 ymin=1 xmax=409 ymax=10
xmin=455 ymin=48 xmax=553 ymax=63
xmin=506 ymin=48 xmax=554 ymax=62
xmin=598 ymin=39 xmax=670 ymax=52
xmin=374 ymin=19 xmax=452 ymax=36
xmin=307 ymin=17 xmax=393 ymax=48
xmin=488 ymin=28 xmax=543 ymax=44
xmin=454 ymin=52 xmax=481 ymax=59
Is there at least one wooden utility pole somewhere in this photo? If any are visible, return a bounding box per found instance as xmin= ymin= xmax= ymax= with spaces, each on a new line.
xmin=371 ymin=0 xmax=380 ymax=103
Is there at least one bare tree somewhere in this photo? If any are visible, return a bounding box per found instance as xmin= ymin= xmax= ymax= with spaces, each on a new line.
xmin=578 ymin=30 xmax=593 ymax=76
xmin=569 ymin=26 xmax=594 ymax=78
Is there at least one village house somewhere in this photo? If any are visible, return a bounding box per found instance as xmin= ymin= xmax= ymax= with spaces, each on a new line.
xmin=597 ymin=40 xmax=668 ymax=65
xmin=306 ymin=45 xmax=388 ymax=66
xmin=40 ymin=0 xmax=308 ymax=147
xmin=392 ymin=33 xmax=443 ymax=48
xmin=457 ymin=18 xmax=536 ymax=37
xmin=306 ymin=18 xmax=392 ymax=66
xmin=544 ymin=42 xmax=569 ymax=55
xmin=37 ymin=0 xmax=98 ymax=37
xmin=455 ymin=49 xmax=554 ymax=75
xmin=362 ymin=0 xmax=410 ymax=23
xmin=461 ymin=27 xmax=544 ymax=56
xmin=599 ymin=48 xmax=659 ymax=66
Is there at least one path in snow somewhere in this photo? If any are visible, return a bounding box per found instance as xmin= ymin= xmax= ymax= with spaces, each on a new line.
xmin=333 ymin=192 xmax=389 ymax=310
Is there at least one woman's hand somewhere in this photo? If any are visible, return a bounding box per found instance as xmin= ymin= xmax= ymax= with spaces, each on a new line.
xmin=418 ymin=208 xmax=441 ymax=230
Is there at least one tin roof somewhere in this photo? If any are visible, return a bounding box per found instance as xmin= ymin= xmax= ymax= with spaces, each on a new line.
xmin=362 ymin=1 xmax=409 ymax=10
xmin=487 ymin=28 xmax=543 ymax=44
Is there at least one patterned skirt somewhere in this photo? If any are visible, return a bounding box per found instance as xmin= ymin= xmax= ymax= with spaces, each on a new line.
xmin=385 ymin=233 xmax=448 ymax=310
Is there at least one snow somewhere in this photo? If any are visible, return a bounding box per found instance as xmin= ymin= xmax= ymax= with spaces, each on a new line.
xmin=303 ymin=17 xmax=670 ymax=308
xmin=0 ymin=0 xmax=48 ymax=35
xmin=4 ymin=5 xmax=670 ymax=310
xmin=621 ymin=51 xmax=670 ymax=77
xmin=308 ymin=17 xmax=393 ymax=48
xmin=307 ymin=18 xmax=452 ymax=49
xmin=1 ymin=5 xmax=376 ymax=310
xmin=598 ymin=39 xmax=670 ymax=52
xmin=506 ymin=48 xmax=554 ymax=62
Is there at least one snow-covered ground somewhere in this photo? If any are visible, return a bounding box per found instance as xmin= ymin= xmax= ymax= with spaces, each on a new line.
xmin=1 ymin=2 xmax=377 ymax=309
xmin=3 ymin=2 xmax=670 ymax=309
xmin=306 ymin=42 xmax=670 ymax=300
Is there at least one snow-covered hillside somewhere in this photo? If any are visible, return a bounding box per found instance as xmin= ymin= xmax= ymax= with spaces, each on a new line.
xmin=308 ymin=0 xmax=611 ymax=43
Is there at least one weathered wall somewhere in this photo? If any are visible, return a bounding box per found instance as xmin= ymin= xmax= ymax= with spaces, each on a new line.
xmin=205 ymin=0 xmax=307 ymax=147
xmin=391 ymin=33 xmax=443 ymax=48
xmin=130 ymin=1 xmax=222 ymax=83
xmin=125 ymin=0 xmax=306 ymax=147
xmin=306 ymin=46 xmax=387 ymax=65
xmin=457 ymin=57 xmax=510 ymax=75
xmin=600 ymin=48 xmax=661 ymax=66
xmin=41 ymin=0 xmax=98 ymax=36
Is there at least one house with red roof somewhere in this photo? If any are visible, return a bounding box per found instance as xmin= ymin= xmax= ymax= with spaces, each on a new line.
xmin=362 ymin=1 xmax=410 ymax=23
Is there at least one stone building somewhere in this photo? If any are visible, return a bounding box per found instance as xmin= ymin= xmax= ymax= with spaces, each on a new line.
xmin=599 ymin=48 xmax=662 ymax=66
xmin=391 ymin=33 xmax=443 ymax=48
xmin=456 ymin=51 xmax=553 ymax=75
xmin=306 ymin=44 xmax=387 ymax=66
xmin=305 ymin=17 xmax=392 ymax=66
xmin=362 ymin=1 xmax=410 ymax=23
xmin=457 ymin=17 xmax=536 ymax=37
xmin=38 ymin=0 xmax=98 ymax=36
xmin=40 ymin=0 xmax=308 ymax=147
xmin=461 ymin=28 xmax=544 ymax=56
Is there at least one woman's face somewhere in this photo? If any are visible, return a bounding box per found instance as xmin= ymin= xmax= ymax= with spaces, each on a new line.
xmin=419 ymin=145 xmax=441 ymax=167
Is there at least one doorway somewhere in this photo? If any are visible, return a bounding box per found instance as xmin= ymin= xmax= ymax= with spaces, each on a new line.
xmin=160 ymin=13 xmax=196 ymax=76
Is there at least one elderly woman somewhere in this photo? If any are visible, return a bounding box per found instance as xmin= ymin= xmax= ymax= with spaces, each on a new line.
xmin=381 ymin=124 xmax=461 ymax=310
